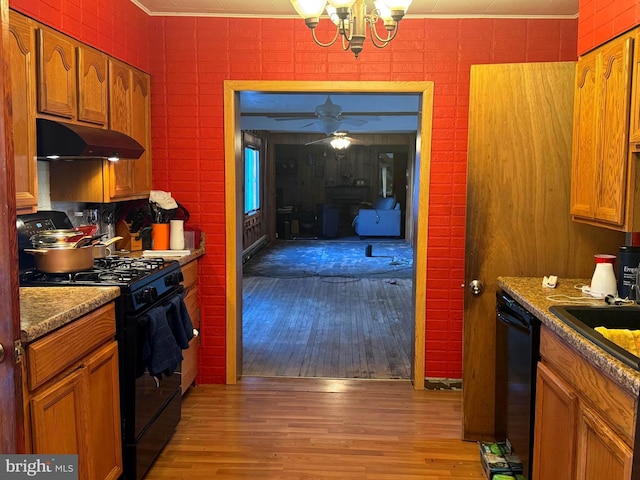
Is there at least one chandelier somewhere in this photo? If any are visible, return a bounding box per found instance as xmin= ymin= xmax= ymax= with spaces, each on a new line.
xmin=290 ymin=0 xmax=413 ymax=59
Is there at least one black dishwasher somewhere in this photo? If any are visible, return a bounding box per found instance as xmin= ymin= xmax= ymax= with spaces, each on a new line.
xmin=496 ymin=290 xmax=541 ymax=480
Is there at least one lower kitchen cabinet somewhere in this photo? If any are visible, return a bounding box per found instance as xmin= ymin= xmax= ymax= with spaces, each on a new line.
xmin=181 ymin=259 xmax=200 ymax=394
xmin=24 ymin=303 xmax=123 ymax=480
xmin=533 ymin=326 xmax=636 ymax=480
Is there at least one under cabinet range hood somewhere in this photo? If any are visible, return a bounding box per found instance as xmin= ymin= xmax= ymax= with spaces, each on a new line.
xmin=36 ymin=118 xmax=144 ymax=161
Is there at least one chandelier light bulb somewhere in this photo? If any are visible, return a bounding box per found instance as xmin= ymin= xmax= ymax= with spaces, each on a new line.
xmin=291 ymin=0 xmax=327 ymax=18
xmin=327 ymin=0 xmax=356 ymax=8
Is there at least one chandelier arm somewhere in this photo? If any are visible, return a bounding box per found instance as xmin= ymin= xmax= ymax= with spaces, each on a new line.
xmin=311 ymin=25 xmax=342 ymax=48
xmin=368 ymin=20 xmax=399 ymax=47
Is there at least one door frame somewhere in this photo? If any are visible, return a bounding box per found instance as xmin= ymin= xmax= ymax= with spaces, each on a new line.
xmin=224 ymin=80 xmax=433 ymax=389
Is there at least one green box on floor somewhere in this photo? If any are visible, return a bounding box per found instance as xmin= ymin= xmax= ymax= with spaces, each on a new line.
xmin=479 ymin=442 xmax=524 ymax=479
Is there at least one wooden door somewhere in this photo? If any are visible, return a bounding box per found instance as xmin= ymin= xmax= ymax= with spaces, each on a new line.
xmin=576 ymin=404 xmax=633 ymax=480
xmin=463 ymin=62 xmax=624 ymax=441
xmin=30 ymin=370 xmax=89 ymax=463
xmin=0 ymin=0 xmax=23 ymax=454
xmin=631 ymin=29 xmax=640 ymax=144
xmin=77 ymin=45 xmax=108 ymax=125
xmin=130 ymin=69 xmax=152 ymax=196
xmin=8 ymin=10 xmax=37 ymax=211
xmin=593 ymin=36 xmax=633 ymax=225
xmin=532 ymin=362 xmax=577 ymax=480
xmin=108 ymin=59 xmax=135 ymax=199
xmin=36 ymin=27 xmax=76 ymax=119
xmin=85 ymin=342 xmax=123 ymax=480
xmin=570 ymin=51 xmax=598 ymax=220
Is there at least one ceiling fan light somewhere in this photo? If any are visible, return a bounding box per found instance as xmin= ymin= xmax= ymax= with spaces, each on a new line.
xmin=291 ymin=0 xmax=327 ymax=19
xmin=330 ymin=137 xmax=351 ymax=150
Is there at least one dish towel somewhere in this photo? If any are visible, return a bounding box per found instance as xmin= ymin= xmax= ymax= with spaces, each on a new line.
xmin=594 ymin=327 xmax=640 ymax=356
xmin=166 ymin=294 xmax=195 ymax=349
xmin=142 ymin=304 xmax=184 ymax=379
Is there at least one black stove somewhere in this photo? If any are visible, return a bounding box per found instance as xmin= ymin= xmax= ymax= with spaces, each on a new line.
xmin=17 ymin=211 xmax=191 ymax=480
xmin=19 ymin=255 xmax=184 ymax=313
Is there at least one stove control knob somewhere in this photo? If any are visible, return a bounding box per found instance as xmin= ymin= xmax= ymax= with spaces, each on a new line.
xmin=137 ymin=287 xmax=158 ymax=304
xmin=164 ymin=271 xmax=184 ymax=286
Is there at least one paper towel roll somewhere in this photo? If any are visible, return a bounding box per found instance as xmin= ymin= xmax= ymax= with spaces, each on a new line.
xmin=170 ymin=220 xmax=185 ymax=250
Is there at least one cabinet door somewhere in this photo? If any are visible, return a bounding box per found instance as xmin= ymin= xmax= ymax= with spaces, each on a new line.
xmin=108 ymin=59 xmax=136 ymax=200
xmin=570 ymin=51 xmax=599 ymax=220
xmin=30 ymin=369 xmax=90 ymax=475
xmin=130 ymin=69 xmax=152 ymax=196
xmin=532 ymin=362 xmax=578 ymax=480
xmin=594 ymin=36 xmax=633 ymax=225
xmin=37 ymin=27 xmax=76 ymax=119
xmin=85 ymin=342 xmax=123 ymax=480
xmin=182 ymin=284 xmax=200 ymax=394
xmin=77 ymin=45 xmax=108 ymax=125
xmin=576 ymin=405 xmax=633 ymax=480
xmin=8 ymin=11 xmax=37 ymax=210
xmin=631 ymin=29 xmax=640 ymax=144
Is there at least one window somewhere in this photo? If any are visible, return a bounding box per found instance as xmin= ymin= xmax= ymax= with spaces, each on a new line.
xmin=244 ymin=145 xmax=260 ymax=214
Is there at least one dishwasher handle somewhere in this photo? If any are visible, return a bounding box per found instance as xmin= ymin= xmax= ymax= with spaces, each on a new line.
xmin=497 ymin=309 xmax=531 ymax=334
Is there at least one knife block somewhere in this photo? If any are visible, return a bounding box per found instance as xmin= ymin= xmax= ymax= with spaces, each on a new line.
xmin=115 ymin=220 xmax=143 ymax=251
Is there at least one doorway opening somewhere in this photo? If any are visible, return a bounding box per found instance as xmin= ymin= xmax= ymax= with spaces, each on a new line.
xmin=224 ymin=81 xmax=434 ymax=389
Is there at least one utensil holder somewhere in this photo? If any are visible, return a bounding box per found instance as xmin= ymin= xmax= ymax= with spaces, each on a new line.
xmin=151 ymin=223 xmax=170 ymax=250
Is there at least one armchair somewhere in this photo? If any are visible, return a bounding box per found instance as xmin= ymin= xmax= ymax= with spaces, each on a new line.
xmin=352 ymin=197 xmax=401 ymax=237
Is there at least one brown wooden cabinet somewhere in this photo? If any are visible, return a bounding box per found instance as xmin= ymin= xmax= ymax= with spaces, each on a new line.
xmin=533 ymin=326 xmax=636 ymax=480
xmin=25 ymin=303 xmax=123 ymax=480
xmin=48 ymin=57 xmax=152 ymax=203
xmin=77 ymin=45 xmax=108 ymax=126
xmin=8 ymin=11 xmax=37 ymax=211
xmin=630 ymin=29 xmax=640 ymax=144
xmin=36 ymin=26 xmax=76 ymax=119
xmin=570 ymin=32 xmax=634 ymax=229
xmin=107 ymin=60 xmax=152 ymax=201
xmin=181 ymin=259 xmax=200 ymax=394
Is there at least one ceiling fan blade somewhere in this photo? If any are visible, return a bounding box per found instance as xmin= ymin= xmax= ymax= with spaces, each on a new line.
xmin=341 ymin=118 xmax=367 ymax=126
xmin=272 ymin=116 xmax=315 ymax=121
xmin=304 ymin=137 xmax=332 ymax=146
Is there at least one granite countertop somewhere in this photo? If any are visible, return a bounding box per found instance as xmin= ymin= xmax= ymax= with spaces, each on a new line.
xmin=498 ymin=276 xmax=640 ymax=396
xmin=20 ymin=286 xmax=121 ymax=343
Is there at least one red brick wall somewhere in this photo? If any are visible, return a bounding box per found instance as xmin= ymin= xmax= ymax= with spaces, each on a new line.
xmin=6 ymin=0 xmax=578 ymax=382
xmin=9 ymin=0 xmax=151 ymax=71
xmin=149 ymin=17 xmax=578 ymax=382
xmin=577 ymin=0 xmax=640 ymax=54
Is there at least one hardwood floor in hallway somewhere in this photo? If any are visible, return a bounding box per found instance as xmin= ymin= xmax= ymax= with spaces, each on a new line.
xmin=146 ymin=377 xmax=484 ymax=479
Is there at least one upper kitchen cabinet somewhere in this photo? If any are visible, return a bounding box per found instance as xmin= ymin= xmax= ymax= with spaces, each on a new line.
xmin=570 ymin=31 xmax=634 ymax=229
xmin=9 ymin=11 xmax=37 ymax=212
xmin=77 ymin=45 xmax=108 ymax=126
xmin=50 ymin=61 xmax=152 ymax=203
xmin=36 ymin=26 xmax=76 ymax=120
xmin=108 ymin=60 xmax=152 ymax=201
xmin=37 ymin=24 xmax=108 ymax=126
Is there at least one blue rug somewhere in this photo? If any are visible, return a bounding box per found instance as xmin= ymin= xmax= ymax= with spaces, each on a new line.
xmin=244 ymin=238 xmax=413 ymax=278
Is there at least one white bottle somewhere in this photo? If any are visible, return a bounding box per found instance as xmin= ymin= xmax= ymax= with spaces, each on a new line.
xmin=170 ymin=219 xmax=185 ymax=250
xmin=590 ymin=254 xmax=617 ymax=298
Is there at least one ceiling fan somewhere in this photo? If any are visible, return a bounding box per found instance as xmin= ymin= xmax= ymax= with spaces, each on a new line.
xmin=305 ymin=131 xmax=368 ymax=150
xmin=270 ymin=95 xmax=375 ymax=134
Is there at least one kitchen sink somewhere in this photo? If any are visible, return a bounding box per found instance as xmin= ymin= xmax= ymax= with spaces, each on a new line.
xmin=549 ymin=305 xmax=640 ymax=371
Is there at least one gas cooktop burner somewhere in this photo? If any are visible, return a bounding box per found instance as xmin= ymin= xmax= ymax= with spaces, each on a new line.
xmin=20 ymin=256 xmax=177 ymax=287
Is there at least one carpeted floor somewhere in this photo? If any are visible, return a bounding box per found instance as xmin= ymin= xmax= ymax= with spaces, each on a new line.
xmin=243 ymin=237 xmax=414 ymax=279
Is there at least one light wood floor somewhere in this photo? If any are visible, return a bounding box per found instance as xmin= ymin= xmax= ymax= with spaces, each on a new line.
xmin=147 ymin=377 xmax=485 ymax=479
xmin=243 ymin=276 xmax=413 ymax=378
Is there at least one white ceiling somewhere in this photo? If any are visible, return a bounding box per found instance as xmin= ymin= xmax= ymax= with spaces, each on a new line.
xmin=132 ymin=0 xmax=579 ymax=136
xmin=132 ymin=0 xmax=579 ymax=18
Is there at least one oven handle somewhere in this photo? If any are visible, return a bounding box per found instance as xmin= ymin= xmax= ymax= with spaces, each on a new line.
xmin=136 ymin=286 xmax=186 ymax=326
